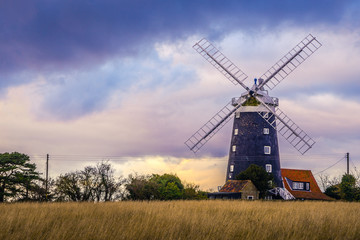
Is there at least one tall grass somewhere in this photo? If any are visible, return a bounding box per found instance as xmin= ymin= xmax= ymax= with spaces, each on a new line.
xmin=1 ymin=201 xmax=359 ymax=240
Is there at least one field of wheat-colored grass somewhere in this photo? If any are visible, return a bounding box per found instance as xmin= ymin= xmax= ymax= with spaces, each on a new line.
xmin=1 ymin=200 xmax=359 ymax=240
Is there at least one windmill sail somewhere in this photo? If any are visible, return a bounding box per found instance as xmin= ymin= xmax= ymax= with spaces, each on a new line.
xmin=255 ymin=97 xmax=315 ymax=155
xmin=193 ymin=38 xmax=249 ymax=91
xmin=257 ymin=34 xmax=322 ymax=91
xmin=186 ymin=34 xmax=320 ymax=155
xmin=185 ymin=98 xmax=246 ymax=153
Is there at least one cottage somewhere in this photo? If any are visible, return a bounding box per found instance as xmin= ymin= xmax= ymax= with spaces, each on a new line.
xmin=281 ymin=168 xmax=333 ymax=201
xmin=208 ymin=180 xmax=259 ymax=200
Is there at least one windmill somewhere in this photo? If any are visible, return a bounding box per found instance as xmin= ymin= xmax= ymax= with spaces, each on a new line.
xmin=185 ymin=34 xmax=321 ymax=188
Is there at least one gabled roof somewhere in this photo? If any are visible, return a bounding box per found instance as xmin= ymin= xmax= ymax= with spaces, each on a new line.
xmin=219 ymin=180 xmax=252 ymax=192
xmin=281 ymin=168 xmax=333 ymax=201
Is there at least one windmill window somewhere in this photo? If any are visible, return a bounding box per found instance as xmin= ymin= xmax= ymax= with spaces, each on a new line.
xmin=265 ymin=164 xmax=272 ymax=173
xmin=264 ymin=146 xmax=271 ymax=154
xmin=263 ymin=128 xmax=269 ymax=135
xmin=292 ymin=182 xmax=304 ymax=190
xmin=230 ymin=165 xmax=234 ymax=172
xmin=235 ymin=112 xmax=240 ymax=118
xmin=229 ymin=173 xmax=232 ymax=179
xmin=247 ymin=196 xmax=254 ymax=200
xmin=232 ymin=145 xmax=236 ymax=152
xmin=234 ymin=129 xmax=238 ymax=135
xmin=306 ymin=182 xmax=310 ymax=191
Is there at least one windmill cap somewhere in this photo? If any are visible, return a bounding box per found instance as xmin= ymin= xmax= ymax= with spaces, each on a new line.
xmin=240 ymin=90 xmax=279 ymax=106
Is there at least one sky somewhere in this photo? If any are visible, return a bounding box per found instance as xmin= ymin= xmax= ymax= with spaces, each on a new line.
xmin=1 ymin=0 xmax=360 ymax=190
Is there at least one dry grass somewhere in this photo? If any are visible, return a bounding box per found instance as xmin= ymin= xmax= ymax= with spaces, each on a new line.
xmin=1 ymin=200 xmax=359 ymax=240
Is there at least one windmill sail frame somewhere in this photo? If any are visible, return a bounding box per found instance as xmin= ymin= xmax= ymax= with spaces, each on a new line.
xmin=186 ymin=34 xmax=321 ymax=155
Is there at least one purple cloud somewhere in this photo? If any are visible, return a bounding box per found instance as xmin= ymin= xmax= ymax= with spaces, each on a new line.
xmin=0 ymin=0 xmax=355 ymax=76
xmin=0 ymin=0 xmax=358 ymax=118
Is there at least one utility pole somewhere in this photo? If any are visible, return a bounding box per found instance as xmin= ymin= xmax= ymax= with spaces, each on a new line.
xmin=346 ymin=152 xmax=349 ymax=174
xmin=46 ymin=154 xmax=49 ymax=201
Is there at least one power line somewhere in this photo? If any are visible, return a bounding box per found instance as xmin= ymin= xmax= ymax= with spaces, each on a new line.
xmin=28 ymin=153 xmax=357 ymax=180
xmin=28 ymin=153 xmax=354 ymax=162
xmin=314 ymin=155 xmax=346 ymax=176
xmin=350 ymin=157 xmax=358 ymax=172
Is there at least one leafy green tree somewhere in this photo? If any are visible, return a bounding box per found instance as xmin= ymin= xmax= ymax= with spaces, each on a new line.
xmin=183 ymin=183 xmax=207 ymax=200
xmin=125 ymin=173 xmax=207 ymax=200
xmin=340 ymin=174 xmax=358 ymax=201
xmin=236 ymin=164 xmax=274 ymax=199
xmin=150 ymin=174 xmax=184 ymax=200
xmin=125 ymin=174 xmax=160 ymax=200
xmin=0 ymin=152 xmax=40 ymax=202
xmin=324 ymin=184 xmax=341 ymax=200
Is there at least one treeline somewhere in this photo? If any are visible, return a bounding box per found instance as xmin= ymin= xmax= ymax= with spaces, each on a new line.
xmin=0 ymin=152 xmax=206 ymax=202
xmin=320 ymin=173 xmax=360 ymax=201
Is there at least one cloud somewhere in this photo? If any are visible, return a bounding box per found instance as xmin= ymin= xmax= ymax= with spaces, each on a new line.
xmin=280 ymin=93 xmax=360 ymax=140
xmin=2 ymin=29 xmax=358 ymax=155
xmin=0 ymin=0 xmax=357 ymax=75
xmin=21 ymin=49 xmax=194 ymax=119
xmin=0 ymin=0 xmax=358 ymax=118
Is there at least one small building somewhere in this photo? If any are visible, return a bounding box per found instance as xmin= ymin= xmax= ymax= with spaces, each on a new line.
xmin=281 ymin=168 xmax=333 ymax=201
xmin=208 ymin=180 xmax=259 ymax=200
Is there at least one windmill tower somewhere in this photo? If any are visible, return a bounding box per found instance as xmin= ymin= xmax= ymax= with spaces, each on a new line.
xmin=185 ymin=34 xmax=321 ymax=189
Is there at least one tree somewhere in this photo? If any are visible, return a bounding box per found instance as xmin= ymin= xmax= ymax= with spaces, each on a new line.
xmin=55 ymin=172 xmax=83 ymax=201
xmin=91 ymin=162 xmax=123 ymax=201
xmin=236 ymin=164 xmax=274 ymax=199
xmin=150 ymin=174 xmax=184 ymax=200
xmin=324 ymin=185 xmax=341 ymax=200
xmin=323 ymin=173 xmax=360 ymax=201
xmin=125 ymin=174 xmax=159 ymax=200
xmin=54 ymin=162 xmax=124 ymax=202
xmin=340 ymin=174 xmax=358 ymax=201
xmin=317 ymin=173 xmax=340 ymax=192
xmin=183 ymin=183 xmax=207 ymax=200
xmin=124 ymin=173 xmax=207 ymax=200
xmin=0 ymin=152 xmax=40 ymax=202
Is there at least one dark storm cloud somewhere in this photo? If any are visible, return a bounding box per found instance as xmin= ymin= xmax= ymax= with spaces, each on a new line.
xmin=0 ymin=0 xmax=357 ymax=119
xmin=0 ymin=0 xmax=355 ymax=77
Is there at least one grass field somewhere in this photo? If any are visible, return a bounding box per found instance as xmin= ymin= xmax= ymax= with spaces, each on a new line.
xmin=1 ymin=200 xmax=360 ymax=240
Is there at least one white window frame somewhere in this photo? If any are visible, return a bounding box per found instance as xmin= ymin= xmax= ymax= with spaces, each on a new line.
xmin=306 ymin=182 xmax=310 ymax=191
xmin=235 ymin=112 xmax=240 ymax=118
xmin=232 ymin=145 xmax=236 ymax=152
xmin=292 ymin=182 xmax=304 ymax=190
xmin=263 ymin=128 xmax=269 ymax=135
xmin=247 ymin=195 xmax=254 ymax=200
xmin=264 ymin=146 xmax=271 ymax=155
xmin=265 ymin=164 xmax=272 ymax=173
xmin=229 ymin=173 xmax=232 ymax=179
xmin=230 ymin=165 xmax=234 ymax=172
xmin=234 ymin=128 xmax=238 ymax=135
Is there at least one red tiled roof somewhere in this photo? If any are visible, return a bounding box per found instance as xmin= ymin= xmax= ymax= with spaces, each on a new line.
xmin=219 ymin=180 xmax=251 ymax=192
xmin=281 ymin=168 xmax=333 ymax=201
